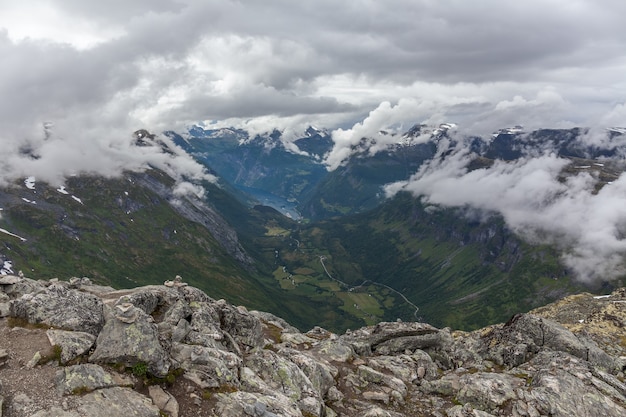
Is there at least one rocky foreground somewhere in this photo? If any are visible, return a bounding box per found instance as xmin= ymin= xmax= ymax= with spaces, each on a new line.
xmin=0 ymin=275 xmax=625 ymax=417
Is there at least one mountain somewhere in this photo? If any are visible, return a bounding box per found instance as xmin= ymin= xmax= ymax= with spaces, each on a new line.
xmin=1 ymin=274 xmax=625 ymax=416
xmin=2 ymin=124 xmax=625 ymax=334
xmin=167 ymin=126 xmax=333 ymax=219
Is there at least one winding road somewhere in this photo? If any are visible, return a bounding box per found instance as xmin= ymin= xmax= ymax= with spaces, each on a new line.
xmin=318 ymin=256 xmax=420 ymax=319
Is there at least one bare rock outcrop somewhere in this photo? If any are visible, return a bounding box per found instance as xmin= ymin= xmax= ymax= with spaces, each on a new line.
xmin=1 ymin=273 xmax=625 ymax=417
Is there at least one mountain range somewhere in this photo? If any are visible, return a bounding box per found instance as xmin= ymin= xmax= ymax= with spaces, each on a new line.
xmin=1 ymin=123 xmax=625 ymax=333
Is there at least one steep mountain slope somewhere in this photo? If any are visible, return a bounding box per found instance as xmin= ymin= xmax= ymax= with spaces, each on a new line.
xmin=168 ymin=127 xmax=331 ymax=218
xmin=2 ymin=125 xmax=625 ymax=335
xmin=0 ymin=169 xmax=338 ymax=331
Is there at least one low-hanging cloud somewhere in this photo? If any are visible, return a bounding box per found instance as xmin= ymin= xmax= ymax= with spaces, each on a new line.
xmin=0 ymin=0 xmax=625 ymax=187
xmin=384 ymin=139 xmax=626 ymax=283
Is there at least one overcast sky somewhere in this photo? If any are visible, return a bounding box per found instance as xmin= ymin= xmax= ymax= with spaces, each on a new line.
xmin=1 ymin=0 xmax=625 ymax=142
xmin=2 ymin=0 xmax=626 ymax=281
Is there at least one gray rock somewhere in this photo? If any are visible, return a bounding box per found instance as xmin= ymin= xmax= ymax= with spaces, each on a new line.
xmin=26 ymin=351 xmax=41 ymax=368
xmin=215 ymin=301 xmax=264 ymax=349
xmin=315 ymin=339 xmax=355 ymax=362
xmin=250 ymin=310 xmax=301 ymax=334
xmin=456 ymin=372 xmax=524 ymax=412
xmin=171 ymin=342 xmax=241 ymax=388
xmin=47 ymin=329 xmax=96 ymax=364
xmin=162 ymin=300 xmax=192 ymax=326
xmin=357 ymin=365 xmax=407 ymax=398
xmin=116 ymin=289 xmax=161 ymax=315
xmin=148 ymin=385 xmax=179 ymax=417
xmin=56 ymin=364 xmax=126 ymax=394
xmin=0 ymin=277 xmax=43 ymax=299
xmin=245 ymin=349 xmax=322 ymax=414
xmin=30 ymin=407 xmax=81 ymax=417
xmin=10 ymin=283 xmax=104 ymax=335
xmin=421 ymin=373 xmax=461 ymax=396
xmin=277 ymin=347 xmax=338 ymax=398
xmin=90 ymin=304 xmax=170 ymax=377
xmin=0 ymin=275 xmax=21 ymax=285
xmin=0 ymin=302 xmax=9 ymax=318
xmin=213 ymin=391 xmax=301 ymax=417
xmin=341 ymin=321 xmax=445 ymax=356
xmin=184 ymin=302 xmax=224 ymax=348
xmin=528 ymin=367 xmax=625 ymax=416
xmin=75 ymin=387 xmax=161 ymax=417
xmin=171 ymin=318 xmax=191 ymax=343
xmin=446 ymin=404 xmax=497 ymax=417
xmin=483 ymin=313 xmax=612 ymax=369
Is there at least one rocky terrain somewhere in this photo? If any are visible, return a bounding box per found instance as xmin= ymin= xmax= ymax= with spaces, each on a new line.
xmin=0 ymin=273 xmax=625 ymax=417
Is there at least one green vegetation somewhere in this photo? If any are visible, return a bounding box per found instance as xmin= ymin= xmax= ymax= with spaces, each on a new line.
xmin=0 ymin=168 xmax=602 ymax=333
xmin=130 ymin=361 xmax=148 ymax=378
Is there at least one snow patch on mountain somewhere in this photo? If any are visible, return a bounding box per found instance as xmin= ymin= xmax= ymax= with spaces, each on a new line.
xmin=0 ymin=228 xmax=26 ymax=242
xmin=24 ymin=176 xmax=36 ymax=190
xmin=2 ymin=127 xmax=215 ymax=200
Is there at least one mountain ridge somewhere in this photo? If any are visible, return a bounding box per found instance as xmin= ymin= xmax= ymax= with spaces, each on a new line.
xmin=0 ymin=274 xmax=625 ymax=416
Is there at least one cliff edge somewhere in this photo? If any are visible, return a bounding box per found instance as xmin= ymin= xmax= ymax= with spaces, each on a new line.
xmin=1 ymin=274 xmax=625 ymax=417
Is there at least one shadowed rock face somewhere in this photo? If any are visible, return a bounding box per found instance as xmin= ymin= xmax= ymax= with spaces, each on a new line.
xmin=1 ymin=274 xmax=626 ymax=417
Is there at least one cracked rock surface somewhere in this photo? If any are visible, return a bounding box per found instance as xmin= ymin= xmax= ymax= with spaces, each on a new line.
xmin=1 ymin=274 xmax=625 ymax=416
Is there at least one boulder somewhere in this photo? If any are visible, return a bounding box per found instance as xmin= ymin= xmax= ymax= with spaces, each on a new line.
xmin=89 ymin=304 xmax=170 ymax=377
xmin=75 ymin=387 xmax=161 ymax=417
xmin=456 ymin=372 xmax=523 ymax=412
xmin=483 ymin=313 xmax=615 ymax=369
xmin=213 ymin=391 xmax=301 ymax=417
xmin=170 ymin=342 xmax=241 ymax=388
xmin=148 ymin=385 xmax=179 ymax=417
xmin=341 ymin=321 xmax=446 ymax=356
xmin=215 ymin=300 xmax=264 ymax=349
xmin=56 ymin=364 xmax=129 ymax=394
xmin=10 ymin=283 xmax=104 ymax=334
xmin=245 ymin=348 xmax=323 ymax=414
xmin=47 ymin=329 xmax=96 ymax=364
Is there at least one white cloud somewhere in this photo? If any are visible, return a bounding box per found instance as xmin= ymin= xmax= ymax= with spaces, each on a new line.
xmin=385 ymin=139 xmax=626 ymax=282
xmin=0 ymin=0 xmax=625 ymax=186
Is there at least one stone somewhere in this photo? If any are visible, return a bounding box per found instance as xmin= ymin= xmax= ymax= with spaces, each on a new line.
xmin=363 ymin=391 xmax=390 ymax=404
xmin=75 ymin=387 xmax=161 ymax=417
xmin=10 ymin=283 xmax=104 ymax=335
xmin=47 ymin=329 xmax=97 ymax=364
xmin=215 ymin=300 xmax=264 ymax=349
xmin=148 ymin=385 xmax=179 ymax=417
xmin=277 ymin=347 xmax=338 ymax=397
xmin=171 ymin=342 xmax=241 ymax=388
xmin=56 ymin=364 xmax=121 ymax=395
xmin=0 ymin=275 xmax=21 ymax=285
xmin=30 ymin=407 xmax=81 ymax=417
xmin=116 ymin=289 xmax=161 ymax=316
xmin=245 ymin=348 xmax=322 ymax=413
xmin=340 ymin=321 xmax=446 ymax=356
xmin=446 ymin=404 xmax=497 ymax=417
xmin=26 ymin=351 xmax=41 ymax=368
xmin=456 ymin=372 xmax=524 ymax=412
xmin=213 ymin=391 xmax=301 ymax=417
xmin=0 ymin=348 xmax=8 ymax=366
xmin=315 ymin=339 xmax=355 ymax=362
xmin=89 ymin=305 xmax=170 ymax=377
xmin=0 ymin=302 xmax=9 ymax=318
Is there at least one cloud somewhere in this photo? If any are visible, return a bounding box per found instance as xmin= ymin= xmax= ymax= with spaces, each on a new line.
xmin=385 ymin=139 xmax=626 ymax=282
xmin=0 ymin=0 xmax=625 ymax=186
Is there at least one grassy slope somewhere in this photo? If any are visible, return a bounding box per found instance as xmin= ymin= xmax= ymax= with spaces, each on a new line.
xmin=0 ymin=170 xmax=607 ymax=333
xmin=294 ymin=192 xmax=591 ymax=330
